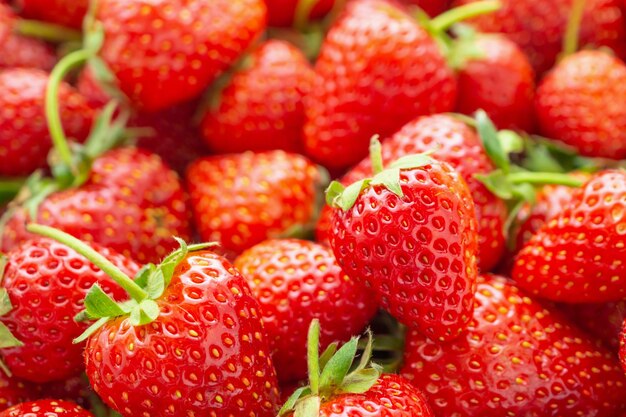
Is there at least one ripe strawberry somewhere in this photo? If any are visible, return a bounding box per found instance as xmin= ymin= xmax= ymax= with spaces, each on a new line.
xmin=0 ymin=68 xmax=94 ymax=177
xmin=265 ymin=0 xmax=335 ymax=26
xmin=201 ymin=40 xmax=314 ymax=154
xmin=0 ymin=373 xmax=34 ymax=411
xmin=402 ymin=274 xmax=626 ymax=416
xmin=456 ymin=34 xmax=535 ymax=131
xmin=303 ymin=0 xmax=457 ymax=170
xmin=0 ymin=400 xmax=93 ymax=417
xmin=327 ymin=139 xmax=478 ymax=341
xmin=95 ymin=0 xmax=267 ymax=111
xmin=234 ymin=238 xmax=378 ymax=383
xmin=512 ymin=170 xmax=626 ymax=302
xmin=187 ymin=151 xmax=325 ymax=254
xmin=0 ymin=238 xmax=140 ymax=383
xmin=402 ymin=0 xmax=450 ymax=16
xmin=535 ymin=51 xmax=626 ymax=160
xmin=560 ymin=301 xmax=625 ymax=350
xmin=14 ymin=0 xmax=88 ymax=29
xmin=453 ymin=0 xmax=626 ymax=74
xmin=2 ymin=147 xmax=191 ymax=264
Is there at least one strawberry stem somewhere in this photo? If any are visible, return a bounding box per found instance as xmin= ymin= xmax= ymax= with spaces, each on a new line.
xmin=308 ymin=319 xmax=321 ymax=395
xmin=562 ymin=0 xmax=586 ymax=57
xmin=370 ymin=136 xmax=384 ymax=175
xmin=15 ymin=19 xmax=82 ymax=43
xmin=294 ymin=0 xmax=320 ymax=31
xmin=429 ymin=0 xmax=501 ymax=32
xmin=507 ymin=171 xmax=585 ymax=187
xmin=26 ymin=224 xmax=149 ymax=302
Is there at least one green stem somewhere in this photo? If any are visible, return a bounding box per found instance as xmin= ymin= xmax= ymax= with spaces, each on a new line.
xmin=430 ymin=0 xmax=501 ymax=32
xmin=562 ymin=0 xmax=586 ymax=57
xmin=507 ymin=172 xmax=584 ymax=187
xmin=46 ymin=49 xmax=93 ymax=172
xmin=26 ymin=224 xmax=149 ymax=302
xmin=369 ymin=136 xmax=384 ymax=175
xmin=294 ymin=0 xmax=319 ymax=31
xmin=15 ymin=19 xmax=82 ymax=43
xmin=308 ymin=319 xmax=321 ymax=395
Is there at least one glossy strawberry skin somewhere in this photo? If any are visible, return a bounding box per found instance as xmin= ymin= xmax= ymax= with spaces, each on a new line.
xmin=402 ymin=275 xmax=626 ymax=417
xmin=264 ymin=0 xmax=335 ymax=26
xmin=303 ymin=0 xmax=457 ymax=170
xmin=15 ymin=0 xmax=88 ymax=29
xmin=96 ymin=0 xmax=267 ymax=112
xmin=85 ymin=250 xmax=280 ymax=417
xmin=0 ymin=68 xmax=94 ymax=176
xmin=0 ymin=374 xmax=35 ymax=411
xmin=234 ymin=239 xmax=378 ymax=383
xmin=2 ymin=148 xmax=191 ymax=264
xmin=535 ymin=51 xmax=626 ymax=160
xmin=187 ymin=151 xmax=323 ymax=254
xmin=201 ymin=40 xmax=314 ymax=154
xmin=0 ymin=238 xmax=140 ymax=383
xmin=0 ymin=400 xmax=94 ymax=417
xmin=454 ymin=0 xmax=626 ymax=75
xmin=456 ymin=35 xmax=535 ymax=131
xmin=512 ymin=170 xmax=626 ymax=302
xmin=330 ymin=161 xmax=478 ymax=341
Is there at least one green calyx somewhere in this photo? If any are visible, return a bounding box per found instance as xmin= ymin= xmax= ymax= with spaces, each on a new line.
xmin=0 ymin=254 xmax=25 ymax=377
xmin=26 ymin=224 xmax=216 ymax=343
xmin=278 ymin=320 xmax=382 ymax=417
xmin=326 ymin=136 xmax=433 ymax=211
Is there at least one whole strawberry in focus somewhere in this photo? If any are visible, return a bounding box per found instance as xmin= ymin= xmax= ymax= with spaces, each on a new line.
xmin=201 ymin=40 xmax=314 ymax=154
xmin=535 ymin=51 xmax=626 ymax=160
xmin=402 ymin=274 xmax=626 ymax=417
xmin=328 ymin=139 xmax=478 ymax=341
xmin=187 ymin=151 xmax=326 ymax=254
xmin=15 ymin=0 xmax=88 ymax=29
xmin=513 ymin=170 xmax=626 ymax=302
xmin=0 ymin=68 xmax=94 ymax=176
xmin=95 ymin=0 xmax=267 ymax=111
xmin=304 ymin=0 xmax=457 ymax=170
xmin=0 ymin=400 xmax=93 ymax=417
xmin=235 ymin=239 xmax=378 ymax=383
xmin=265 ymin=0 xmax=335 ymax=26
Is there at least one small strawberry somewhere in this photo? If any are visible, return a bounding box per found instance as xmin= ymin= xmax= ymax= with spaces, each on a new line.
xmin=0 ymin=238 xmax=140 ymax=383
xmin=201 ymin=40 xmax=314 ymax=154
xmin=512 ymin=170 xmax=626 ymax=302
xmin=0 ymin=373 xmax=34 ymax=411
xmin=187 ymin=151 xmax=326 ymax=254
xmin=402 ymin=274 xmax=626 ymax=416
xmin=265 ymin=0 xmax=335 ymax=27
xmin=95 ymin=0 xmax=267 ymax=111
xmin=0 ymin=400 xmax=93 ymax=417
xmin=234 ymin=239 xmax=378 ymax=383
xmin=14 ymin=0 xmax=88 ymax=29
xmin=327 ymin=138 xmax=478 ymax=341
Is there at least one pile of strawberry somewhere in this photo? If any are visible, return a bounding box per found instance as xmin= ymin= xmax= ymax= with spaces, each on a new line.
xmin=1 ymin=0 xmax=626 ymax=416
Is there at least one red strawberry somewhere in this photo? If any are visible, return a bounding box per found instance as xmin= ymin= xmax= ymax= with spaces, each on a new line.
xmin=0 ymin=68 xmax=94 ymax=176
xmin=560 ymin=301 xmax=625 ymax=350
xmin=0 ymin=238 xmax=140 ymax=383
xmin=456 ymin=34 xmax=535 ymax=131
xmin=327 ymin=139 xmax=478 ymax=341
xmin=2 ymin=147 xmax=191 ymax=264
xmin=0 ymin=400 xmax=93 ymax=417
xmin=265 ymin=0 xmax=335 ymax=26
xmin=402 ymin=0 xmax=450 ymax=16
xmin=512 ymin=170 xmax=626 ymax=302
xmin=201 ymin=40 xmax=314 ymax=154
xmin=234 ymin=238 xmax=378 ymax=383
xmin=95 ymin=0 xmax=267 ymax=111
xmin=187 ymin=151 xmax=325 ymax=254
xmin=402 ymin=274 xmax=626 ymax=417
xmin=0 ymin=373 xmax=34 ymax=411
xmin=14 ymin=0 xmax=88 ymax=29
xmin=535 ymin=50 xmax=626 ymax=160
xmin=303 ymin=0 xmax=457 ymax=170
xmin=453 ymin=0 xmax=626 ymax=74
xmin=314 ymin=204 xmax=333 ymax=246
xmin=35 ymin=376 xmax=92 ymax=410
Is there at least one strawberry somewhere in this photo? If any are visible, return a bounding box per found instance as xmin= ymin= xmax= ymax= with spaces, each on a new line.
xmin=200 ymin=40 xmax=314 ymax=154
xmin=27 ymin=225 xmax=280 ymax=417
xmin=512 ymin=170 xmax=626 ymax=302
xmin=234 ymin=238 xmax=378 ymax=383
xmin=265 ymin=0 xmax=335 ymax=27
xmin=2 ymin=147 xmax=191 ymax=264
xmin=401 ymin=274 xmax=626 ymax=417
xmin=535 ymin=50 xmax=626 ymax=160
xmin=95 ymin=0 xmax=267 ymax=111
xmin=0 ymin=68 xmax=94 ymax=177
xmin=456 ymin=34 xmax=535 ymax=131
xmin=560 ymin=301 xmax=625 ymax=350
xmin=0 ymin=400 xmax=93 ymax=417
xmin=402 ymin=0 xmax=450 ymax=16
xmin=0 ymin=238 xmax=140 ymax=383
xmin=187 ymin=151 xmax=326 ymax=254
xmin=314 ymin=204 xmax=333 ymax=246
xmin=14 ymin=0 xmax=88 ymax=29
xmin=453 ymin=0 xmax=626 ymax=74
xmin=303 ymin=0 xmax=457 ymax=170
xmin=35 ymin=376 xmax=92 ymax=410
xmin=0 ymin=373 xmax=34 ymax=411
xmin=327 ymin=139 xmax=478 ymax=341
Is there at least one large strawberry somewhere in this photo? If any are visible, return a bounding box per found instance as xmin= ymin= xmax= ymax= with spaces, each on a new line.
xmin=28 ymin=225 xmax=280 ymax=417
xmin=512 ymin=170 xmax=626 ymax=302
xmin=95 ymin=0 xmax=267 ymax=111
xmin=0 ymin=400 xmax=93 ymax=417
xmin=0 ymin=238 xmax=139 ymax=383
xmin=234 ymin=238 xmax=378 ymax=383
xmin=327 ymin=138 xmax=478 ymax=341
xmin=14 ymin=0 xmax=88 ymax=29
xmin=401 ymin=274 xmax=626 ymax=416
xmin=201 ymin=40 xmax=314 ymax=154
xmin=187 ymin=151 xmax=326 ymax=254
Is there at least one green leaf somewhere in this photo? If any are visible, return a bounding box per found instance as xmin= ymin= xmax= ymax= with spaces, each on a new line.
xmin=278 ymin=387 xmax=311 ymax=416
xmin=129 ymin=300 xmax=159 ymax=326
xmin=319 ymin=336 xmax=358 ymax=394
xmin=0 ymin=322 xmax=22 ymax=348
xmin=335 ymin=179 xmax=369 ymax=211
xmin=294 ymin=395 xmax=320 ymax=417
xmin=145 ymin=269 xmax=165 ymax=299
xmin=476 ymin=110 xmax=510 ymax=173
xmin=84 ymin=284 xmax=126 ymax=319
xmin=354 ymin=330 xmax=373 ymax=372
xmin=475 ymin=171 xmax=514 ymax=200
xmin=325 ymin=181 xmax=345 ymax=207
xmin=370 ymin=168 xmax=402 ymax=197
xmin=319 ymin=342 xmax=339 ymax=370
xmin=498 ymin=130 xmax=525 ymax=155
xmin=0 ymin=289 xmax=13 ymax=317
xmin=74 ymin=317 xmax=110 ymax=344
xmin=133 ymin=264 xmax=155 ymax=289
xmin=338 ymin=368 xmax=381 ymax=394
xmin=369 ymin=135 xmax=384 ymax=174
xmin=387 ymin=153 xmax=433 ymax=170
